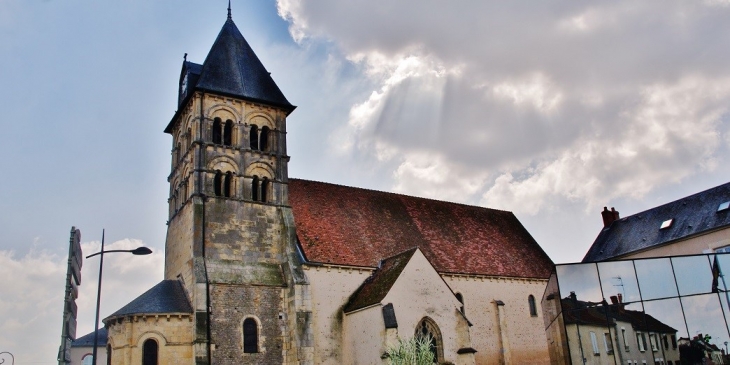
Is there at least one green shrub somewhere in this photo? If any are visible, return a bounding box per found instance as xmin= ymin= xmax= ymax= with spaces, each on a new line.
xmin=385 ymin=336 xmax=435 ymax=365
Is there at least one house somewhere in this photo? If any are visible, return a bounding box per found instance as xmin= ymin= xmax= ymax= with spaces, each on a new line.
xmin=583 ymin=182 xmax=730 ymax=262
xmin=102 ymin=7 xmax=555 ymax=365
xmin=70 ymin=328 xmax=108 ymax=365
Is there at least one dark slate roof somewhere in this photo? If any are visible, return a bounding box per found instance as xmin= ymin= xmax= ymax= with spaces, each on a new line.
xmin=71 ymin=327 xmax=107 ymax=347
xmin=105 ymin=280 xmax=192 ymax=320
xmin=289 ymin=179 xmax=554 ymax=278
xmin=166 ymin=17 xmax=295 ymax=133
xmin=583 ymin=182 xmax=730 ymax=262
xmin=561 ymin=297 xmax=676 ymax=333
xmin=343 ymin=248 xmax=416 ymax=313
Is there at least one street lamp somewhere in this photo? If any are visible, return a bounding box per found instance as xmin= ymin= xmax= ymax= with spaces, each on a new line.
xmin=86 ymin=230 xmax=152 ymax=365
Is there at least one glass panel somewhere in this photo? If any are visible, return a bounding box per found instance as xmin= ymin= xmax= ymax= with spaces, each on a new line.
xmin=642 ymin=298 xmax=688 ymax=344
xmin=714 ymin=253 xmax=730 ymax=293
xmin=635 ymin=258 xmax=678 ymax=301
xmin=563 ymin=307 xmax=611 ymax=365
xmin=557 ymin=263 xmax=602 ymax=303
xmin=672 ymin=255 xmax=713 ymax=296
xmin=598 ymin=260 xmax=641 ymax=304
xmin=541 ymin=273 xmax=562 ymax=328
xmin=681 ymin=294 xmax=730 ymax=352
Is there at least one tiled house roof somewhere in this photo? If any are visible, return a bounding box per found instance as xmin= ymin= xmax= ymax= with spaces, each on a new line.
xmin=105 ymin=280 xmax=192 ymax=321
xmin=71 ymin=327 xmax=108 ymax=347
xmin=561 ymin=297 xmax=677 ymax=334
xmin=583 ymin=182 xmax=730 ymax=262
xmin=288 ymin=179 xmax=554 ymax=278
xmin=343 ymin=248 xmax=417 ymax=313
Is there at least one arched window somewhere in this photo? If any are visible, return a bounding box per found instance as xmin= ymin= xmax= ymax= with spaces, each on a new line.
xmin=106 ymin=344 xmax=112 ymax=365
xmin=176 ymin=142 xmax=181 ymax=162
xmin=249 ymin=125 xmax=259 ymax=150
xmin=224 ymin=119 xmax=234 ymax=146
xmin=212 ymin=118 xmax=222 ymax=144
xmin=82 ymin=354 xmax=93 ymax=365
xmin=142 ymin=338 xmax=158 ymax=365
xmin=415 ymin=317 xmax=443 ymax=363
xmin=260 ymin=126 xmax=270 ymax=151
xmin=528 ymin=295 xmax=537 ymax=317
xmin=214 ymin=171 xmax=223 ymax=197
xmin=260 ymin=177 xmax=268 ymax=203
xmin=251 ymin=176 xmax=259 ymax=201
xmin=455 ymin=293 xmax=464 ymax=315
xmin=224 ymin=172 xmax=233 ymax=198
xmin=243 ymin=318 xmax=258 ymax=353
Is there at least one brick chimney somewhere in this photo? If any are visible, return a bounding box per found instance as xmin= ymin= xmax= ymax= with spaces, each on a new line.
xmin=601 ymin=207 xmax=620 ymax=227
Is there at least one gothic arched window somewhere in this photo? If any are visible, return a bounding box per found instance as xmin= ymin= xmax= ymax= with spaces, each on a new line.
xmin=243 ymin=318 xmax=258 ymax=353
xmin=260 ymin=126 xmax=270 ymax=151
xmin=214 ymin=171 xmax=223 ymax=197
xmin=224 ymin=119 xmax=234 ymax=146
xmin=251 ymin=175 xmax=259 ymax=201
xmin=224 ymin=172 xmax=233 ymax=198
xmin=212 ymin=117 xmax=222 ymax=144
xmin=528 ymin=295 xmax=537 ymax=317
xmin=415 ymin=317 xmax=443 ymax=363
xmin=261 ymin=177 xmax=268 ymax=203
xmin=250 ymin=125 xmax=259 ymax=150
xmin=142 ymin=338 xmax=158 ymax=365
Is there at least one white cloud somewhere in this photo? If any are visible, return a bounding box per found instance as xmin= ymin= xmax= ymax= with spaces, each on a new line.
xmin=0 ymin=239 xmax=163 ymax=364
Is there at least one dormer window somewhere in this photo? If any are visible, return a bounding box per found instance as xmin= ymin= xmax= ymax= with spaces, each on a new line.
xmin=660 ymin=219 xmax=673 ymax=230
xmin=718 ymin=201 xmax=730 ymax=212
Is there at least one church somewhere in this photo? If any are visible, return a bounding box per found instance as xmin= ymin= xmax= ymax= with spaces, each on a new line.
xmin=102 ymin=9 xmax=554 ymax=365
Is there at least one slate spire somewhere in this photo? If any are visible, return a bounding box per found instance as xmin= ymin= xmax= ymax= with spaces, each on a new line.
xmin=192 ymin=13 xmax=294 ymax=112
xmin=227 ymin=0 xmax=232 ymax=20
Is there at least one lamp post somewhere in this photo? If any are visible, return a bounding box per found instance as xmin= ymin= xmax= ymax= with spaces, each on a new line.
xmin=86 ymin=230 xmax=152 ymax=365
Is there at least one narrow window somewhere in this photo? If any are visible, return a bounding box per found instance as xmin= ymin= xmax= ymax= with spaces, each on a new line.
xmin=142 ymin=339 xmax=158 ymax=365
xmin=590 ymin=331 xmax=600 ymax=355
xmin=260 ymin=126 xmax=270 ymax=151
xmin=261 ymin=177 xmax=268 ymax=203
xmin=604 ymin=333 xmax=613 ymax=354
xmin=251 ymin=176 xmax=259 ymax=201
xmin=649 ymin=333 xmax=658 ymax=351
xmin=415 ymin=317 xmax=443 ymax=363
xmin=637 ymin=332 xmax=646 ymax=352
xmin=528 ymin=295 xmax=537 ymax=316
xmin=243 ymin=318 xmax=258 ymax=353
xmin=663 ymin=335 xmax=669 ymax=350
xmin=224 ymin=172 xmax=233 ymax=198
xmin=106 ymin=344 xmax=112 ymax=365
xmin=176 ymin=142 xmax=181 ymax=162
xmin=670 ymin=334 xmax=677 ymax=349
xmin=212 ymin=118 xmax=222 ymax=144
xmin=214 ymin=171 xmax=223 ymax=197
xmin=622 ymin=328 xmax=629 ymax=351
xmin=250 ymin=125 xmax=259 ymax=150
xmin=455 ymin=293 xmax=464 ymax=314
xmin=224 ymin=119 xmax=233 ymax=146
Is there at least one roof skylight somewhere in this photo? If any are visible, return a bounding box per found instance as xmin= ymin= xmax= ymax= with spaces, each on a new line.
xmin=718 ymin=201 xmax=730 ymax=212
xmin=660 ymin=219 xmax=673 ymax=230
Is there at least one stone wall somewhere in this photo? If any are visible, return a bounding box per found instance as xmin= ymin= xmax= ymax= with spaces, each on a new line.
xmin=106 ymin=314 xmax=193 ymax=365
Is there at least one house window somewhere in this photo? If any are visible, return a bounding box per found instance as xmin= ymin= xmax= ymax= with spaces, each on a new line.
xmin=416 ymin=317 xmax=444 ymax=363
xmin=637 ymin=332 xmax=647 ymax=352
xmin=224 ymin=119 xmax=233 ymax=146
xmin=250 ymin=125 xmax=259 ymax=150
xmin=260 ymin=126 xmax=270 ymax=151
xmin=251 ymin=176 xmax=259 ymax=201
xmin=590 ymin=331 xmax=600 ymax=355
xmin=82 ymin=354 xmax=93 ymax=365
xmin=604 ymin=332 xmax=613 ymax=354
xmin=212 ymin=117 xmax=222 ymax=144
xmin=455 ymin=293 xmax=464 ymax=314
xmin=663 ymin=335 xmax=669 ymax=349
xmin=649 ymin=333 xmax=658 ymax=352
xmin=670 ymin=334 xmax=677 ymax=349
xmin=528 ymin=295 xmax=537 ymax=316
xmin=142 ymin=339 xmax=158 ymax=365
xmin=622 ymin=328 xmax=629 ymax=351
xmin=243 ymin=318 xmax=258 ymax=353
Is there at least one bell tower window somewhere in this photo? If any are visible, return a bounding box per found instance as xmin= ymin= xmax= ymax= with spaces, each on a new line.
xmin=214 ymin=171 xmax=223 ymax=197
xmin=212 ymin=118 xmax=222 ymax=144
xmin=224 ymin=172 xmax=233 ymax=198
xmin=243 ymin=318 xmax=259 ymax=353
xmin=261 ymin=177 xmax=268 ymax=203
xmin=251 ymin=175 xmax=259 ymax=201
xmin=142 ymin=338 xmax=158 ymax=365
xmin=250 ymin=125 xmax=259 ymax=150
xmin=260 ymin=126 xmax=270 ymax=151
xmin=224 ymin=119 xmax=233 ymax=146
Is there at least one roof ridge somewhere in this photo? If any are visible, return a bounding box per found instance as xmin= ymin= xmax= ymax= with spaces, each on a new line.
xmin=617 ymin=181 xmax=730 ymax=220
xmin=289 ymin=177 xmax=514 ymax=214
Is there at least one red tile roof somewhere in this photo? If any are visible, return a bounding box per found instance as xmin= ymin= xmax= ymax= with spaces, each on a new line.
xmin=288 ymin=179 xmax=553 ymax=278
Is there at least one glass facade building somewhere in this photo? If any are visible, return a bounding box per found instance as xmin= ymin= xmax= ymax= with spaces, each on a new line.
xmin=542 ymin=253 xmax=730 ymax=365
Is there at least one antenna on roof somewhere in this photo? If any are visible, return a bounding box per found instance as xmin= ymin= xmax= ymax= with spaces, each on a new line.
xmin=227 ymin=0 xmax=232 ymax=20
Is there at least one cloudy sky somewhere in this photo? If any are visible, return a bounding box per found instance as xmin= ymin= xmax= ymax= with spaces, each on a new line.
xmin=2 ymin=0 xmax=730 ymax=363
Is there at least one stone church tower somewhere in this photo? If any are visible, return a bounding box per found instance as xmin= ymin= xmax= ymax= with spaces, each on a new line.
xmin=162 ymin=9 xmax=309 ymax=365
